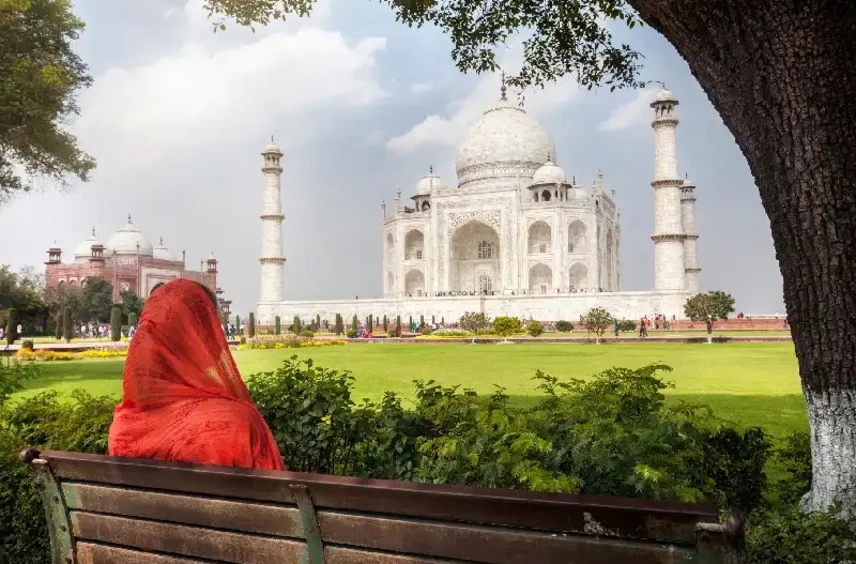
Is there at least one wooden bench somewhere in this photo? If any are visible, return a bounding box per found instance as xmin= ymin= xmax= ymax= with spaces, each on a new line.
xmin=20 ymin=448 xmax=745 ymax=564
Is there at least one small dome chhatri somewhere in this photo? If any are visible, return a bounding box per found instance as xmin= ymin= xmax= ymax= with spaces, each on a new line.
xmin=415 ymin=165 xmax=447 ymax=195
xmin=153 ymin=236 xmax=172 ymax=261
xmin=106 ymin=214 xmax=154 ymax=256
xmin=531 ymin=157 xmax=567 ymax=185
xmin=263 ymin=135 xmax=282 ymax=155
xmin=73 ymin=227 xmax=101 ymax=261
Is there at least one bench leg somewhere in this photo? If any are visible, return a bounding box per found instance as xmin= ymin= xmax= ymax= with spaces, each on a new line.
xmin=290 ymin=484 xmax=326 ymax=564
xmin=21 ymin=449 xmax=76 ymax=564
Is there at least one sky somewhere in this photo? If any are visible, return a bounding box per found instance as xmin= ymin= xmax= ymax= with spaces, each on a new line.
xmin=0 ymin=0 xmax=785 ymax=316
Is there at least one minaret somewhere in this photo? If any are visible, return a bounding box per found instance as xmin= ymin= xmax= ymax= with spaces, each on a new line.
xmin=650 ymin=87 xmax=686 ymax=291
xmin=259 ymin=136 xmax=285 ymax=303
xmin=681 ymin=174 xmax=701 ymax=294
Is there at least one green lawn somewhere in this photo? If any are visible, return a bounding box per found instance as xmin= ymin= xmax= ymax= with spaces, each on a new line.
xmin=14 ymin=342 xmax=805 ymax=437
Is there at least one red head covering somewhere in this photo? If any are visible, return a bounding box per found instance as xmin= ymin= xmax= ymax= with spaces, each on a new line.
xmin=108 ymin=279 xmax=283 ymax=470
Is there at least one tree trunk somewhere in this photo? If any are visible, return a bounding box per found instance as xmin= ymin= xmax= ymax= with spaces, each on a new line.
xmin=628 ymin=0 xmax=856 ymax=516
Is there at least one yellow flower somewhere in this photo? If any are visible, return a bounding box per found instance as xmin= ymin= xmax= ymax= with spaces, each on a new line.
xmin=320 ymin=416 xmax=331 ymax=423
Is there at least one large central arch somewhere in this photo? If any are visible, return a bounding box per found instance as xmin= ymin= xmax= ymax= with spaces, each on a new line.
xmin=449 ymin=220 xmax=500 ymax=292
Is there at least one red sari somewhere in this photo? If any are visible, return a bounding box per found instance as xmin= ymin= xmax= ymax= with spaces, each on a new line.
xmin=108 ymin=279 xmax=284 ymax=470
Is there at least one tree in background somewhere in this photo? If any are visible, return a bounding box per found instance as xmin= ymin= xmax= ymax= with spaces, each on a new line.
xmin=459 ymin=312 xmax=489 ymax=344
xmin=76 ymin=277 xmax=113 ymax=323
xmin=396 ymin=315 xmax=401 ymax=336
xmin=120 ymin=290 xmax=144 ymax=323
xmin=128 ymin=312 xmax=138 ymax=328
xmin=54 ymin=313 xmax=62 ymax=340
xmin=235 ymin=314 xmax=241 ymax=335
xmin=248 ymin=312 xmax=256 ymax=338
xmin=275 ymin=315 xmax=281 ymax=335
xmin=334 ymin=314 xmax=344 ymax=336
xmin=408 ymin=315 xmax=413 ymax=329
xmin=351 ymin=314 xmax=358 ymax=332
xmin=293 ymin=315 xmax=301 ymax=334
xmin=492 ymin=316 xmax=521 ymax=343
xmin=684 ymin=291 xmax=736 ymax=344
xmin=0 ymin=265 xmax=48 ymax=334
xmin=526 ymin=320 xmax=544 ymax=338
xmin=109 ymin=307 xmax=122 ymax=342
xmin=555 ymin=321 xmax=574 ymax=333
xmin=383 ymin=314 xmax=388 ymax=332
xmin=315 ymin=314 xmax=321 ymax=330
xmin=432 ymin=315 xmax=435 ymax=325
xmin=206 ymin=0 xmax=856 ymax=518
xmin=419 ymin=314 xmax=424 ymax=326
xmin=5 ymin=308 xmax=18 ymax=345
xmin=61 ymin=307 xmax=72 ymax=342
xmin=1 ymin=0 xmax=94 ymax=205
xmin=580 ymin=307 xmax=613 ymax=345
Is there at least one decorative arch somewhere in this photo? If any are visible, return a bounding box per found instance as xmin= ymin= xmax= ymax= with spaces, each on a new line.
xmin=404 ymin=229 xmax=425 ymax=260
xmin=541 ymin=189 xmax=552 ymax=202
xmin=528 ymin=264 xmax=553 ymax=294
xmin=569 ymin=263 xmax=588 ymax=290
xmin=385 ymin=232 xmax=395 ymax=258
xmin=568 ymin=220 xmax=587 ymax=253
xmin=528 ymin=221 xmax=552 ymax=254
xmin=449 ymin=220 xmax=500 ymax=292
xmin=421 ymin=201 xmax=430 ymax=211
xmin=405 ymin=269 xmax=425 ymax=296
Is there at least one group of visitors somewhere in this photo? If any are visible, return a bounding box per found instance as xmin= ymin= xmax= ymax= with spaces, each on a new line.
xmin=0 ymin=324 xmax=22 ymax=341
xmin=223 ymin=322 xmax=243 ymax=339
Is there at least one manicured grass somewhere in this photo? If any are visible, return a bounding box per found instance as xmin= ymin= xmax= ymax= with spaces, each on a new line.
xmin=14 ymin=342 xmax=804 ymax=438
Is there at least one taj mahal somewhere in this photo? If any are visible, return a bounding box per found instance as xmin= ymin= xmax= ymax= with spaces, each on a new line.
xmin=257 ymin=85 xmax=700 ymax=325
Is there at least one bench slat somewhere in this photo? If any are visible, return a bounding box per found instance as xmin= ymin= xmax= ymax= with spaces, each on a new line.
xmin=45 ymin=450 xmax=711 ymax=545
xmin=71 ymin=512 xmax=306 ymax=564
xmin=317 ymin=512 xmax=696 ymax=564
xmin=63 ymin=483 xmax=304 ymax=539
xmin=77 ymin=543 xmax=213 ymax=564
xmin=77 ymin=541 xmax=469 ymax=564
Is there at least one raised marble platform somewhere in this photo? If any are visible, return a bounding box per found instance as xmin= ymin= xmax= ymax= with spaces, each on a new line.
xmin=258 ymin=290 xmax=691 ymax=326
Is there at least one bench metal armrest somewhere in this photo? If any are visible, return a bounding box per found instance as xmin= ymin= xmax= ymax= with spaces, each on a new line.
xmin=695 ymin=508 xmax=746 ymax=564
xmin=20 ymin=448 xmax=76 ymax=564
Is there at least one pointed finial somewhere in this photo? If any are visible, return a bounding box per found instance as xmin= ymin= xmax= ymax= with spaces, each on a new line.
xmin=271 ymin=134 xmax=274 ymax=142
xmin=429 ymin=165 xmax=433 ymax=175
xmin=91 ymin=226 xmax=95 ymax=237
xmin=685 ymin=172 xmax=688 ymax=178
xmin=127 ymin=213 xmax=132 ymax=224
xmin=160 ymin=236 xmax=164 ymax=245
xmin=572 ymin=175 xmax=576 ymax=185
xmin=500 ymin=72 xmax=507 ymax=101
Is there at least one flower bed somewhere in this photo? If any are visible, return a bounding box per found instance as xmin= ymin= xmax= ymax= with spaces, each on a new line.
xmin=14 ymin=348 xmax=129 ymax=362
xmin=239 ymin=335 xmax=347 ymax=350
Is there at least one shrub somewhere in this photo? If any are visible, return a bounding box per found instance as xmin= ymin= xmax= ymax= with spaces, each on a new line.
xmin=235 ymin=314 xmax=241 ymax=334
xmin=618 ymin=319 xmax=637 ymax=332
xmin=526 ymin=320 xmax=544 ymax=337
xmin=242 ymin=336 xmax=345 ymax=350
xmin=240 ymin=335 xmax=247 ymax=345
xmin=383 ymin=315 xmax=388 ymax=332
xmin=346 ymin=329 xmax=357 ymax=338
xmin=421 ymin=326 xmax=433 ymax=336
xmin=293 ymin=315 xmax=301 ymax=334
xmin=21 ymin=340 xmax=34 ymax=352
xmin=300 ymin=330 xmax=315 ymax=338
xmin=249 ymin=313 xmax=256 ymax=338
xmin=387 ymin=329 xmax=397 ymax=338
xmin=746 ymin=508 xmax=856 ymax=563
xmin=110 ymin=307 xmax=122 ymax=341
xmin=351 ymin=315 xmax=358 ymax=332
xmin=492 ymin=316 xmax=522 ymax=340
xmin=459 ymin=312 xmax=489 ymax=340
xmin=274 ymin=316 xmax=281 ymax=335
xmin=430 ymin=328 xmax=471 ymax=338
xmin=62 ymin=307 xmax=72 ymax=342
xmin=5 ymin=308 xmax=18 ymax=345
xmin=580 ymin=307 xmax=613 ymax=343
xmin=555 ymin=320 xmax=574 ymax=332
xmin=769 ymin=432 xmax=811 ymax=507
xmin=396 ymin=315 xmax=401 ymax=335
xmin=128 ymin=312 xmax=138 ymax=327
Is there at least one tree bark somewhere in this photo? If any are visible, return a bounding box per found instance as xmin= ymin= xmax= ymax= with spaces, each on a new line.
xmin=627 ymin=0 xmax=856 ymax=516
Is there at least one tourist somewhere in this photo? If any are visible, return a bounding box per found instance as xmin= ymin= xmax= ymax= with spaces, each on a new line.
xmin=639 ymin=318 xmax=647 ymax=338
xmin=108 ymin=279 xmax=283 ymax=470
xmin=614 ymin=320 xmax=620 ymax=338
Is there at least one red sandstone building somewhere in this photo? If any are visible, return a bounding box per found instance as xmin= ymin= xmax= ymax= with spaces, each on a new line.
xmin=45 ymin=216 xmax=218 ymax=302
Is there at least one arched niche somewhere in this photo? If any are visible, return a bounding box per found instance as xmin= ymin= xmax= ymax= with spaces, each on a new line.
xmin=449 ymin=220 xmax=500 ymax=292
xmin=568 ymin=220 xmax=587 ymax=253
xmin=405 ymin=229 xmax=425 ymax=260
xmin=569 ymin=263 xmax=588 ymax=290
xmin=528 ymin=263 xmax=553 ymax=294
xmin=405 ymin=269 xmax=425 ymax=296
xmin=528 ymin=221 xmax=552 ymax=254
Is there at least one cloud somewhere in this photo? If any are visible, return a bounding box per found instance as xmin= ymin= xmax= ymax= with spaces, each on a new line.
xmin=410 ymin=81 xmax=437 ymax=95
xmin=73 ymin=10 xmax=387 ymax=174
xmin=599 ymin=88 xmax=656 ymax=131
xmin=386 ymin=54 xmax=580 ymax=154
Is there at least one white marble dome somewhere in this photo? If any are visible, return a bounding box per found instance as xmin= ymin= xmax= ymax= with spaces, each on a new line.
xmin=415 ymin=172 xmax=447 ymax=195
xmin=153 ymin=237 xmax=172 ymax=261
xmin=107 ymin=216 xmax=153 ymax=256
xmin=262 ymin=137 xmax=282 ymax=154
xmin=74 ymin=229 xmax=101 ymax=262
xmin=654 ymin=88 xmax=676 ymax=103
xmin=682 ymin=175 xmax=695 ymax=187
xmin=531 ymin=160 xmax=567 ymax=185
xmin=455 ymin=95 xmax=555 ymax=186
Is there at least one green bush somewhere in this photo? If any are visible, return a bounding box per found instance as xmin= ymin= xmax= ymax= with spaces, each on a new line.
xmin=239 ymin=335 xmax=247 ymax=345
xmin=21 ymin=340 xmax=34 ymax=351
xmin=1 ymin=389 xmax=115 ymax=564
xmin=275 ymin=316 xmax=281 ymax=335
xmin=128 ymin=312 xmax=138 ymax=327
xmin=248 ymin=313 xmax=256 ymax=338
xmin=300 ymin=330 xmax=315 ymax=338
xmin=383 ymin=315 xmax=388 ymax=332
xmin=387 ymin=329 xmax=397 ymax=338
xmin=346 ymin=329 xmax=357 ymax=338
xmin=768 ymin=432 xmax=811 ymax=507
xmin=555 ymin=320 xmax=574 ymax=332
xmin=334 ymin=314 xmax=344 ymax=336
xmin=421 ymin=327 xmax=433 ymax=336
xmin=492 ymin=316 xmax=522 ymax=339
xmin=5 ymin=308 xmax=18 ymax=345
xmin=618 ymin=319 xmax=637 ymax=332
xmin=526 ymin=320 xmax=544 ymax=337
xmin=746 ymin=507 xmax=856 ymax=563
xmin=293 ymin=315 xmax=301 ymax=335
xmin=110 ymin=307 xmax=122 ymax=341
xmin=351 ymin=315 xmax=358 ymax=332
xmin=61 ymin=307 xmax=72 ymax=342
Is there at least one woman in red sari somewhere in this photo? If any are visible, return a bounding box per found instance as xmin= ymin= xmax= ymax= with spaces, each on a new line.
xmin=108 ymin=279 xmax=284 ymax=470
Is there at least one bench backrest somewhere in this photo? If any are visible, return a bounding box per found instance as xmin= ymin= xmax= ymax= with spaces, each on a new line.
xmin=21 ymin=449 xmax=744 ymax=564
